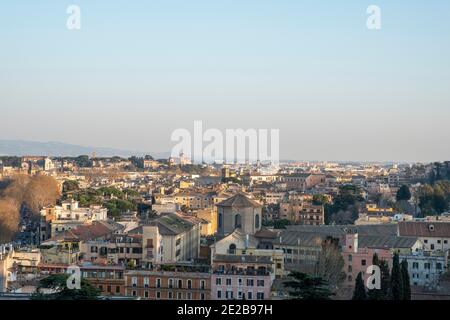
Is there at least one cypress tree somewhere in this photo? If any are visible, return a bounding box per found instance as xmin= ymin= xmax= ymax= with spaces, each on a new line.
xmin=401 ymin=259 xmax=411 ymax=300
xmin=367 ymin=253 xmax=391 ymax=300
xmin=367 ymin=253 xmax=381 ymax=300
xmin=372 ymin=252 xmax=379 ymax=266
xmin=352 ymin=272 xmax=367 ymax=300
xmin=379 ymin=259 xmax=391 ymax=299
xmin=390 ymin=253 xmax=404 ymax=300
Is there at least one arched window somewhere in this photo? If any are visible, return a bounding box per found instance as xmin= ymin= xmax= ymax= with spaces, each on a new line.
xmin=255 ymin=214 xmax=260 ymax=229
xmin=229 ymin=243 xmax=236 ymax=254
xmin=235 ymin=214 xmax=242 ymax=228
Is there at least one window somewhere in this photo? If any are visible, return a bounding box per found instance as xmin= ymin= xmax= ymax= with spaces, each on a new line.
xmin=257 ymin=292 xmax=264 ymax=300
xmin=131 ymin=277 xmax=137 ymax=287
xmin=437 ymin=263 xmax=442 ymax=270
xmin=226 ymin=290 xmax=233 ymax=299
xmin=235 ymin=214 xmax=242 ymax=228
xmin=168 ymin=292 xmax=173 ymax=299
xmin=238 ymin=278 xmax=243 ymax=286
xmin=177 ymin=292 xmax=182 ymax=300
xmin=361 ymin=260 xmax=366 ymax=266
xmin=178 ymin=279 xmax=183 ymax=289
xmin=144 ymin=277 xmax=149 ymax=288
xmin=413 ymin=262 xmax=419 ymax=269
xmin=255 ymin=214 xmax=260 ymax=229
xmin=144 ymin=291 xmax=149 ymax=298
xmin=226 ymin=278 xmax=232 ymax=286
xmin=238 ymin=291 xmax=243 ymax=299
xmin=156 ymin=278 xmax=161 ymax=288
xmin=424 ymin=239 xmax=428 ymax=243
xmin=169 ymin=278 xmax=174 ymax=288
xmin=201 ymin=293 xmax=205 ymax=300
xmin=187 ymin=292 xmax=192 ymax=300
xmin=132 ymin=290 xmax=137 ymax=297
xmin=229 ymin=244 xmax=236 ymax=254
xmin=217 ymin=290 xmax=222 ymax=299
xmin=156 ymin=291 xmax=161 ymax=299
xmin=200 ymin=280 xmax=206 ymax=290
xmin=424 ymin=263 xmax=431 ymax=269
xmin=247 ymin=291 xmax=253 ymax=300
xmin=257 ymin=279 xmax=264 ymax=287
xmin=431 ymin=244 xmax=435 ymax=250
xmin=216 ymin=278 xmax=222 ymax=285
xmin=348 ymin=254 xmax=352 ymax=262
xmin=116 ymin=286 xmax=121 ymax=293
xmin=187 ymin=279 xmax=192 ymax=289
xmin=444 ymin=240 xmax=448 ymax=244
xmin=247 ymin=279 xmax=254 ymax=287
xmin=437 ymin=240 xmax=441 ymax=244
xmin=107 ymin=286 xmax=111 ymax=293
xmin=348 ymin=266 xmax=352 ymax=272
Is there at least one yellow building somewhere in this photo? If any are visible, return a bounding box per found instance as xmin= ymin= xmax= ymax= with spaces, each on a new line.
xmin=195 ymin=208 xmax=217 ymax=236
xmin=40 ymin=231 xmax=80 ymax=265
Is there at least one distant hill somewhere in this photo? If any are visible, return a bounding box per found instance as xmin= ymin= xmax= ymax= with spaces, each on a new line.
xmin=0 ymin=140 xmax=169 ymax=159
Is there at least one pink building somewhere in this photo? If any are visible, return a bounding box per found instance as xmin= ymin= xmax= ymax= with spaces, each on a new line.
xmin=341 ymin=232 xmax=392 ymax=287
xmin=211 ymin=255 xmax=272 ymax=300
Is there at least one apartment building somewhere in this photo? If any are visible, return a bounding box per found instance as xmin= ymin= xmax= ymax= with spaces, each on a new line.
xmin=211 ymin=256 xmax=272 ymax=300
xmin=129 ymin=213 xmax=201 ymax=264
xmin=280 ymin=201 xmax=324 ymax=225
xmin=398 ymin=221 xmax=450 ymax=252
xmin=81 ymin=263 xmax=126 ymax=296
xmin=125 ymin=267 xmax=211 ymax=300
xmin=173 ymin=192 xmax=214 ymax=210
xmin=400 ymin=252 xmax=448 ymax=288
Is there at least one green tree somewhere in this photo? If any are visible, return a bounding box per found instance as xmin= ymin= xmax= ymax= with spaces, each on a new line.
xmin=401 ymin=259 xmax=411 ymax=300
xmin=396 ymin=185 xmax=411 ymax=201
xmin=63 ymin=180 xmax=79 ymax=193
xmin=32 ymin=274 xmax=100 ymax=300
xmin=367 ymin=253 xmax=391 ymax=300
xmin=312 ymin=194 xmax=329 ymax=205
xmin=352 ymin=272 xmax=367 ymax=300
xmin=284 ymin=272 xmax=334 ymax=300
xmin=390 ymin=253 xmax=403 ymax=300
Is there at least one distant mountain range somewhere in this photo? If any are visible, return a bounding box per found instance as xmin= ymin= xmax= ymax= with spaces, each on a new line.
xmin=0 ymin=140 xmax=169 ymax=159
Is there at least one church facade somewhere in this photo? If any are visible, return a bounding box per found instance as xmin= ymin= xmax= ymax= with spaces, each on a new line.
xmin=216 ymin=193 xmax=263 ymax=236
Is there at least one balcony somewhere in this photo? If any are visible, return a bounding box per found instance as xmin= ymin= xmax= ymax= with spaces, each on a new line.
xmin=213 ymin=269 xmax=270 ymax=276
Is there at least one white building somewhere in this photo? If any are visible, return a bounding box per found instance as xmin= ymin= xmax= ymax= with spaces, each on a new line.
xmin=398 ymin=221 xmax=450 ymax=252
xmin=40 ymin=199 xmax=108 ymax=238
xmin=401 ymin=252 xmax=448 ymax=288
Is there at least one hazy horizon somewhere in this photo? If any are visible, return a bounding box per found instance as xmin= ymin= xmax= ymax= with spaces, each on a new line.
xmin=1 ymin=1 xmax=450 ymax=163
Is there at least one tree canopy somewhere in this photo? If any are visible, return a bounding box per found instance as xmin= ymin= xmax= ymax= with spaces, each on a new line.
xmin=396 ymin=185 xmax=411 ymax=201
xmin=284 ymin=271 xmax=334 ymax=300
xmin=32 ymin=274 xmax=101 ymax=300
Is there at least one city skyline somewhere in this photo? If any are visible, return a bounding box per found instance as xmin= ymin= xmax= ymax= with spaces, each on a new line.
xmin=1 ymin=1 xmax=450 ymax=163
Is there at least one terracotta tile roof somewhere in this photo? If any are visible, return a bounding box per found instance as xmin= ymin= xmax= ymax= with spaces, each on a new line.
xmin=398 ymin=221 xmax=450 ymax=238
xmin=71 ymin=221 xmax=114 ymax=241
xmin=254 ymin=228 xmax=279 ymax=239
xmin=216 ymin=193 xmax=262 ymax=208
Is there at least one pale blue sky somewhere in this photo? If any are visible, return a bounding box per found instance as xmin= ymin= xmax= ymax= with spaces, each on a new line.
xmin=1 ymin=1 xmax=449 ymax=162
